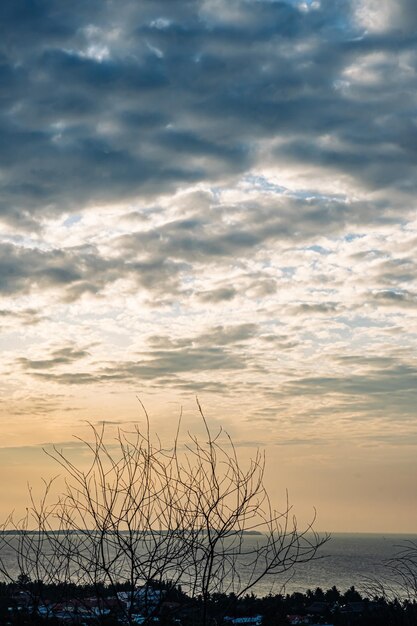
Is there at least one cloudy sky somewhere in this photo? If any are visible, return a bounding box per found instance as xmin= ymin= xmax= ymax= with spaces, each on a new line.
xmin=0 ymin=0 xmax=416 ymax=532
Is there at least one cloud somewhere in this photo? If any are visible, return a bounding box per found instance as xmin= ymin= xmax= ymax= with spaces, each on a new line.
xmin=291 ymin=302 xmax=341 ymax=315
xmin=23 ymin=351 xmax=243 ymax=386
xmin=197 ymin=287 xmax=238 ymax=303
xmin=0 ymin=0 xmax=416 ymax=230
xmin=17 ymin=346 xmax=90 ymax=371
xmin=0 ymin=1 xmax=416 ymax=518
xmin=274 ymin=436 xmax=329 ymax=447
xmin=278 ymin=357 xmax=417 ymax=420
xmin=16 ymin=324 xmax=259 ymax=386
xmin=355 ymin=0 xmax=417 ymax=33
xmin=0 ymin=308 xmax=44 ymax=325
xmin=0 ymin=241 xmax=184 ymax=301
xmin=371 ymin=289 xmax=417 ymax=308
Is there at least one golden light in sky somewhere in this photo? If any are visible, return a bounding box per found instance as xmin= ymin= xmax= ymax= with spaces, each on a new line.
xmin=0 ymin=0 xmax=416 ymax=533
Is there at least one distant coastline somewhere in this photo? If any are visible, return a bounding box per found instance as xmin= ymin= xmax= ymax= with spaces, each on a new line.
xmin=0 ymin=529 xmax=265 ymax=536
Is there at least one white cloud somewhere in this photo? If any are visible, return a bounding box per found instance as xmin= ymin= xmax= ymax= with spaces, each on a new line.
xmin=1 ymin=0 xmax=416 ymax=530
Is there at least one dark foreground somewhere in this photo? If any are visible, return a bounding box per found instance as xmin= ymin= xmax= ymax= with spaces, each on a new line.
xmin=1 ymin=579 xmax=416 ymax=626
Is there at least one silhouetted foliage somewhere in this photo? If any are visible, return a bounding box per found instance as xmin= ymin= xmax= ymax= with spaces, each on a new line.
xmin=365 ymin=540 xmax=417 ymax=609
xmin=0 ymin=581 xmax=416 ymax=626
xmin=0 ymin=403 xmax=327 ymax=626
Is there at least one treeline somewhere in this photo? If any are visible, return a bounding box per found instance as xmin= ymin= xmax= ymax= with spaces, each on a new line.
xmin=0 ymin=578 xmax=416 ymax=626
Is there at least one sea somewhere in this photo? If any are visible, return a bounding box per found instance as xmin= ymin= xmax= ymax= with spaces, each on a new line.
xmin=260 ymin=532 xmax=417 ymax=598
xmin=0 ymin=532 xmax=416 ymax=599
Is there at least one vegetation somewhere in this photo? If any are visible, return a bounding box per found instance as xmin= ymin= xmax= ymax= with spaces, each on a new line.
xmin=365 ymin=540 xmax=417 ymax=606
xmin=0 ymin=403 xmax=327 ymax=626
xmin=0 ymin=579 xmax=416 ymax=626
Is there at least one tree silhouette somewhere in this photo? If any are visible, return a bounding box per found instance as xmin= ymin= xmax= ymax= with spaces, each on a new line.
xmin=0 ymin=401 xmax=328 ymax=625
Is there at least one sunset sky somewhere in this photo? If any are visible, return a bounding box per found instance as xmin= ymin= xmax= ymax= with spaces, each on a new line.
xmin=0 ymin=0 xmax=416 ymax=533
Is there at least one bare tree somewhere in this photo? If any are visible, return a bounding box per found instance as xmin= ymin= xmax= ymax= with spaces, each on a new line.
xmin=0 ymin=402 xmax=328 ymax=625
xmin=388 ymin=541 xmax=417 ymax=601
xmin=365 ymin=540 xmax=417 ymax=603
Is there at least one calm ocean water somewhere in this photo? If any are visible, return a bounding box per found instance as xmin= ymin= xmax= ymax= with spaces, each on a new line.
xmin=1 ymin=532 xmax=416 ymax=598
xmin=265 ymin=532 xmax=417 ymax=597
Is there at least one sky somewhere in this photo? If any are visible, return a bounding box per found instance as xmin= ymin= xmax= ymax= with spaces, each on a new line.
xmin=0 ymin=0 xmax=416 ymax=533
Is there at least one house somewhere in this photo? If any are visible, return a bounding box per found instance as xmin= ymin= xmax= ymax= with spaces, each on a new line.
xmin=224 ymin=616 xmax=263 ymax=625
xmin=287 ymin=616 xmax=310 ymax=625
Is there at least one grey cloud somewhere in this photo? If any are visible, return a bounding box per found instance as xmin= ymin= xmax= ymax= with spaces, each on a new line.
xmin=0 ymin=244 xmax=98 ymax=298
xmin=0 ymin=393 xmax=73 ymax=417
xmin=373 ymin=258 xmax=417 ymax=286
xmin=371 ymin=289 xmax=417 ymax=308
xmin=0 ymin=241 xmax=184 ymax=300
xmin=197 ymin=287 xmax=238 ymax=303
xmin=260 ymin=334 xmax=298 ymax=350
xmin=286 ymin=365 xmax=417 ymax=396
xmin=0 ymin=185 xmax=414 ymax=314
xmin=0 ymin=308 xmax=44 ymax=325
xmin=195 ymin=272 xmax=277 ymax=303
xmin=31 ymin=372 xmax=98 ymax=385
xmin=17 ymin=323 xmax=258 ymax=386
xmin=17 ymin=346 xmax=90 ymax=370
xmin=292 ymin=302 xmax=341 ymax=315
xmin=373 ymin=0 xmax=417 ymax=33
xmin=278 ymin=132 xmax=417 ymax=192
xmin=29 ymin=346 xmax=245 ymax=385
xmin=279 ymin=359 xmax=417 ymax=419
xmin=335 ymin=355 xmax=400 ymax=367
xmin=0 ymin=243 xmax=92 ymax=296
xmin=349 ymin=249 xmax=387 ymax=261
xmin=170 ymin=380 xmax=230 ymax=393
xmin=1 ymin=0 xmax=416 ymax=226
xmin=196 ymin=323 xmax=258 ymax=346
xmin=115 ymin=195 xmax=388 ymax=277
xmin=146 ymin=323 xmax=258 ymax=350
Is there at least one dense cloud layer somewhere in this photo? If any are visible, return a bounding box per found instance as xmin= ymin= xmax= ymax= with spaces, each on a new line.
xmin=1 ymin=0 xmax=416 ymax=225
xmin=0 ymin=0 xmax=416 ymax=457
